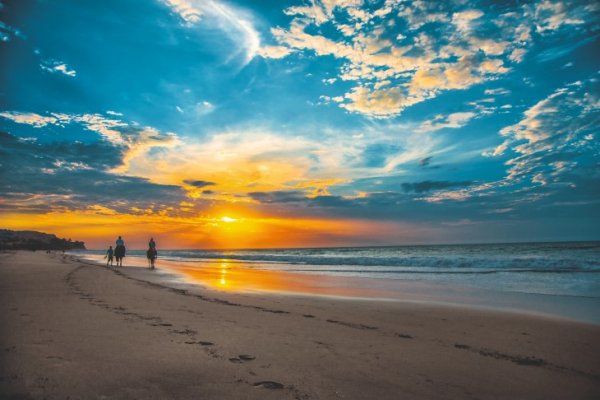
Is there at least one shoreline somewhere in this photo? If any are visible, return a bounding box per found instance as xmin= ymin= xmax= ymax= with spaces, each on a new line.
xmin=2 ymin=251 xmax=599 ymax=399
xmin=78 ymin=252 xmax=600 ymax=325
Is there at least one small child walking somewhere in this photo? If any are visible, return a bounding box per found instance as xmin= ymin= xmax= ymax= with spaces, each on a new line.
xmin=106 ymin=245 xmax=114 ymax=267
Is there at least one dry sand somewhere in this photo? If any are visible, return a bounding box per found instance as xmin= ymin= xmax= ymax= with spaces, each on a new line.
xmin=1 ymin=251 xmax=599 ymax=399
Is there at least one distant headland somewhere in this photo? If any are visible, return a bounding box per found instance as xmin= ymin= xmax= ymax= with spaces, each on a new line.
xmin=0 ymin=229 xmax=85 ymax=251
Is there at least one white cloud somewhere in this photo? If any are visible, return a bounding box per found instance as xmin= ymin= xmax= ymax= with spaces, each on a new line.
xmin=259 ymin=0 xmax=598 ymax=118
xmin=0 ymin=111 xmax=58 ymax=127
xmin=484 ymin=88 xmax=511 ymax=96
xmin=195 ymin=101 xmax=215 ymax=115
xmin=418 ymin=112 xmax=477 ymax=133
xmin=160 ymin=0 xmax=202 ymax=25
xmin=258 ymin=45 xmax=292 ymax=59
xmin=452 ymin=9 xmax=484 ymax=32
xmin=534 ymin=1 xmax=598 ymax=33
xmin=425 ymin=75 xmax=599 ymax=203
xmin=490 ymin=76 xmax=598 ymax=183
xmin=40 ymin=60 xmax=77 ymax=77
xmin=160 ymin=0 xmax=260 ymax=65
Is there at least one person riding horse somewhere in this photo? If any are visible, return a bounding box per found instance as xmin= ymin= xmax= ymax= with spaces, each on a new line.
xmin=147 ymin=237 xmax=157 ymax=269
xmin=115 ymin=236 xmax=126 ymax=267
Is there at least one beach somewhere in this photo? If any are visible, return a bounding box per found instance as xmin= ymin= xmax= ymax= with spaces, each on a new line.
xmin=1 ymin=251 xmax=599 ymax=399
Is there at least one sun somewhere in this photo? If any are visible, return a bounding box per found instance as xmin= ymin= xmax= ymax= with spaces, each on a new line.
xmin=221 ymin=216 xmax=237 ymax=223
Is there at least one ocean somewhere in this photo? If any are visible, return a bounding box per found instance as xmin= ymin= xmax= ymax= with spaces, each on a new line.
xmin=82 ymin=241 xmax=600 ymax=298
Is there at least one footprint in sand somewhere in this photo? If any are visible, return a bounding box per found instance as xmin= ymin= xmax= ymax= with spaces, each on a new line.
xmin=229 ymin=354 xmax=256 ymax=363
xmin=184 ymin=341 xmax=214 ymax=346
xmin=171 ymin=329 xmax=197 ymax=335
xmin=253 ymin=381 xmax=284 ymax=389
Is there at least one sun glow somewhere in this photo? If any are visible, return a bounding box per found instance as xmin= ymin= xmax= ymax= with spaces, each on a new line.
xmin=0 ymin=206 xmax=418 ymax=249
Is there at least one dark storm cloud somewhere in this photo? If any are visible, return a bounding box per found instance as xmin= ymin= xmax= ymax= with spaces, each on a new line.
xmin=401 ymin=181 xmax=474 ymax=193
xmin=0 ymin=132 xmax=186 ymax=212
xmin=248 ymin=190 xmax=307 ymax=203
xmin=183 ymin=179 xmax=216 ymax=188
xmin=418 ymin=157 xmax=432 ymax=167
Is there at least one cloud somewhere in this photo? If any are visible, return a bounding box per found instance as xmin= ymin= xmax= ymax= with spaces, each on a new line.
xmin=535 ymin=33 xmax=600 ymax=62
xmin=258 ymin=45 xmax=292 ymax=59
xmin=248 ymin=190 xmax=307 ymax=204
xmin=160 ymin=0 xmax=202 ymax=25
xmin=1 ymin=108 xmax=447 ymax=206
xmin=534 ymin=1 xmax=599 ymax=33
xmin=419 ymin=157 xmax=432 ymax=167
xmin=40 ymin=60 xmax=77 ymax=77
xmin=0 ymin=111 xmax=58 ymax=127
xmin=417 ymin=112 xmax=477 ymax=133
xmin=0 ymin=110 xmax=180 ymax=173
xmin=422 ymin=75 xmax=600 ymax=206
xmin=401 ymin=181 xmax=474 ymax=194
xmin=195 ymin=101 xmax=215 ymax=115
xmin=0 ymin=20 xmax=25 ymax=42
xmin=484 ymin=88 xmax=511 ymax=96
xmin=118 ymin=130 xmax=328 ymax=196
xmin=260 ymin=0 xmax=599 ymax=117
xmin=160 ymin=0 xmax=261 ymax=65
xmin=0 ymin=131 xmax=187 ymax=214
xmin=183 ymin=180 xmax=215 ymax=188
xmin=491 ymin=76 xmax=599 ymax=186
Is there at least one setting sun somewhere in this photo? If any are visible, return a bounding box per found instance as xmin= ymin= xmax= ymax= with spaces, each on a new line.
xmin=221 ymin=216 xmax=237 ymax=223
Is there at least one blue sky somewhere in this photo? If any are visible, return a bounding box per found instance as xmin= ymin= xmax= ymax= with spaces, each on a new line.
xmin=0 ymin=0 xmax=599 ymax=246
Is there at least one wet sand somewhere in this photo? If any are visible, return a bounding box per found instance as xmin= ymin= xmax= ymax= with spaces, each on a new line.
xmin=1 ymin=251 xmax=599 ymax=399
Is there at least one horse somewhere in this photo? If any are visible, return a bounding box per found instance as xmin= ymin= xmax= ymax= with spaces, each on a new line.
xmin=147 ymin=248 xmax=157 ymax=269
xmin=115 ymin=244 xmax=126 ymax=267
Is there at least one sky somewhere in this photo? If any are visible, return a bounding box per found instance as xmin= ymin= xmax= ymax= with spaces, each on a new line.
xmin=0 ymin=0 xmax=599 ymax=249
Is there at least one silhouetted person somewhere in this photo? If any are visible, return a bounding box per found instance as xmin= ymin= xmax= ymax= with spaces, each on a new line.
xmin=106 ymin=245 xmax=114 ymax=267
xmin=147 ymin=237 xmax=157 ymax=269
xmin=115 ymin=236 xmax=126 ymax=267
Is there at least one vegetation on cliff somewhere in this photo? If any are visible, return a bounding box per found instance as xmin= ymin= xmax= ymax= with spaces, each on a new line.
xmin=0 ymin=229 xmax=86 ymax=251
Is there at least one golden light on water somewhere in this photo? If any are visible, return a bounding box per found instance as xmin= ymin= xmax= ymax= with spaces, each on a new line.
xmin=169 ymin=260 xmax=389 ymax=298
xmin=219 ymin=262 xmax=228 ymax=286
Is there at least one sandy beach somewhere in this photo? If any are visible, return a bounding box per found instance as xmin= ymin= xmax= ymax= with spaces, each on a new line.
xmin=1 ymin=251 xmax=599 ymax=399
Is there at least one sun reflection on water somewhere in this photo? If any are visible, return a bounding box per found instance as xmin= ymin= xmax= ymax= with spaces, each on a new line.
xmin=219 ymin=261 xmax=228 ymax=286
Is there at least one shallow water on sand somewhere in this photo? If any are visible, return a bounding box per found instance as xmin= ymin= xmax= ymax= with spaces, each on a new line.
xmin=76 ymin=241 xmax=600 ymax=324
xmin=80 ymin=241 xmax=600 ymax=297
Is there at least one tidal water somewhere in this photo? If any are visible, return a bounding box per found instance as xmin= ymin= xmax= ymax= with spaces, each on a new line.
xmin=83 ymin=241 xmax=600 ymax=298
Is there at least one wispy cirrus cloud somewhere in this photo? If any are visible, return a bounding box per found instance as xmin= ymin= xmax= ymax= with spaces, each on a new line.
xmin=419 ymin=74 xmax=600 ymax=204
xmin=160 ymin=0 xmax=202 ymax=25
xmin=490 ymin=76 xmax=600 ymax=185
xmin=159 ymin=0 xmax=260 ymax=65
